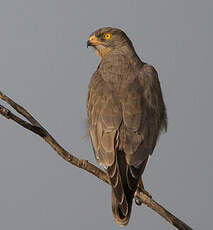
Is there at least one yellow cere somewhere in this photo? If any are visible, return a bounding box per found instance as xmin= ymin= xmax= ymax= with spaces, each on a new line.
xmin=103 ymin=33 xmax=112 ymax=40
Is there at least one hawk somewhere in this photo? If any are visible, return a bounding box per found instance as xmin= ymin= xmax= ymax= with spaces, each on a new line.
xmin=87 ymin=27 xmax=167 ymax=226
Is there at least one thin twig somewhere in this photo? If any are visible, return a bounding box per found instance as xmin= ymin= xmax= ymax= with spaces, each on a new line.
xmin=0 ymin=91 xmax=193 ymax=230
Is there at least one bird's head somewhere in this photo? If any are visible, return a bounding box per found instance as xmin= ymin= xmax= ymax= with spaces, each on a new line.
xmin=87 ymin=27 xmax=132 ymax=58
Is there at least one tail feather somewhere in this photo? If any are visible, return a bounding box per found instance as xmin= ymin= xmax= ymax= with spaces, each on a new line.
xmin=112 ymin=189 xmax=132 ymax=226
xmin=107 ymin=151 xmax=139 ymax=226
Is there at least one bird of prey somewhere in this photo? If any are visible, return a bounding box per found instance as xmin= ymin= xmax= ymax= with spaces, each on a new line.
xmin=87 ymin=27 xmax=167 ymax=226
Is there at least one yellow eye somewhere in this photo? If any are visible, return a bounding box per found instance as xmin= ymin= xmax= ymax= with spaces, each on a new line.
xmin=103 ymin=33 xmax=112 ymax=40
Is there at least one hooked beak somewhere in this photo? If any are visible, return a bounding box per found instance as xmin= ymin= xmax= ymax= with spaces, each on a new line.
xmin=87 ymin=40 xmax=92 ymax=48
xmin=87 ymin=35 xmax=102 ymax=48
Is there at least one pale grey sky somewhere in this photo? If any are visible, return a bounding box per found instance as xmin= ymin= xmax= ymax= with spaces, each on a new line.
xmin=0 ymin=1 xmax=212 ymax=229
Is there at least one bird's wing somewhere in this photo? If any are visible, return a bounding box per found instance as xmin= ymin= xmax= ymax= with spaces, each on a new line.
xmin=139 ymin=63 xmax=167 ymax=138
xmin=119 ymin=63 xmax=167 ymax=185
xmin=122 ymin=63 xmax=167 ymax=168
xmin=87 ymin=66 xmax=122 ymax=168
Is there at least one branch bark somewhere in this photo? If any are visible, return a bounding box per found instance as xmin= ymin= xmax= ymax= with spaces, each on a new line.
xmin=0 ymin=91 xmax=193 ymax=230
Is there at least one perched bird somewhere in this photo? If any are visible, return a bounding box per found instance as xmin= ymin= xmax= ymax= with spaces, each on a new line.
xmin=87 ymin=27 xmax=167 ymax=226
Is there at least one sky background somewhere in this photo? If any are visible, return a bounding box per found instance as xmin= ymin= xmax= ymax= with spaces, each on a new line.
xmin=0 ymin=1 xmax=212 ymax=229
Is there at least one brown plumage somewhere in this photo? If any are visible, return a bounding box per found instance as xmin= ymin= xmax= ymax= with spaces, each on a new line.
xmin=87 ymin=27 xmax=167 ymax=226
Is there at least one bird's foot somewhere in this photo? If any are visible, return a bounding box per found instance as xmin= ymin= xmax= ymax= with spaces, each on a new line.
xmin=135 ymin=187 xmax=152 ymax=206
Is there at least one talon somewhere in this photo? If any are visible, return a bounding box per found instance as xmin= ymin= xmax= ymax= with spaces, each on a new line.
xmin=135 ymin=198 xmax=142 ymax=206
xmin=137 ymin=177 xmax=152 ymax=199
xmin=135 ymin=188 xmax=144 ymax=206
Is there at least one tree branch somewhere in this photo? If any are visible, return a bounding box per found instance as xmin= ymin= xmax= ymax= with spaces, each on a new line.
xmin=0 ymin=91 xmax=193 ymax=230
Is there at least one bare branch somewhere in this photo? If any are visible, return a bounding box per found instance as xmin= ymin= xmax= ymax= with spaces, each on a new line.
xmin=0 ymin=91 xmax=193 ymax=230
xmin=0 ymin=91 xmax=40 ymax=126
xmin=135 ymin=191 xmax=193 ymax=230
